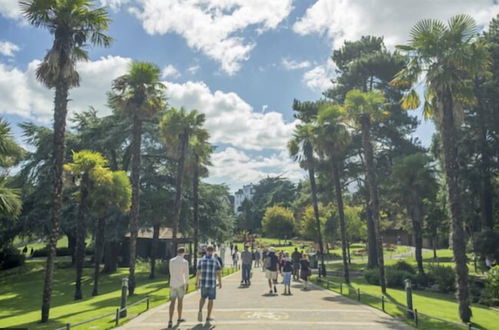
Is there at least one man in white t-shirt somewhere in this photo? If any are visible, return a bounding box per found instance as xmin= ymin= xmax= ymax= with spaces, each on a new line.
xmin=168 ymin=247 xmax=189 ymax=328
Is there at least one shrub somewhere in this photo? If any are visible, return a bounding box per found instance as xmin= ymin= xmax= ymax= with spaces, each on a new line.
xmin=0 ymin=246 xmax=25 ymax=270
xmin=157 ymin=260 xmax=169 ymax=275
xmin=386 ymin=269 xmax=415 ymax=288
xmin=392 ymin=260 xmax=416 ymax=274
xmin=364 ymin=268 xmax=380 ymax=285
xmin=364 ymin=266 xmax=415 ymax=289
xmin=32 ymin=246 xmax=93 ymax=258
xmin=428 ymin=265 xmax=455 ymax=293
xmin=479 ymin=266 xmax=499 ymax=306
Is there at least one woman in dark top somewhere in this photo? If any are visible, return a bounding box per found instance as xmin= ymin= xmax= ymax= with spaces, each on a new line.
xmin=300 ymin=254 xmax=311 ymax=290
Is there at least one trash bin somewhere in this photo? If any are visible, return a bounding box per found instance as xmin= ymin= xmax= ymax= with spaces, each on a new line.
xmin=309 ymin=253 xmax=318 ymax=269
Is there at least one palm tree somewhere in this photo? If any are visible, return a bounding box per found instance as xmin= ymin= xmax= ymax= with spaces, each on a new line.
xmin=392 ymin=15 xmax=489 ymax=322
xmin=315 ymin=104 xmax=351 ymax=283
xmin=64 ymin=150 xmax=109 ymax=300
xmin=109 ymin=62 xmax=166 ymax=295
xmin=187 ymin=133 xmax=212 ymax=269
xmin=391 ymin=153 xmax=437 ymax=276
xmin=160 ymin=107 xmax=206 ymax=257
xmin=20 ymin=0 xmax=111 ymax=321
xmin=288 ymin=124 xmax=326 ymax=277
xmin=344 ymin=89 xmax=387 ymax=293
xmin=0 ymin=118 xmax=23 ymax=219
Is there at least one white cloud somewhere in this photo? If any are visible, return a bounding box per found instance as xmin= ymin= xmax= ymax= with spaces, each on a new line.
xmin=207 ymin=147 xmax=304 ymax=191
xmin=187 ymin=64 xmax=200 ymax=75
xmin=100 ymin=0 xmax=131 ymax=10
xmin=281 ymin=58 xmax=311 ymax=70
xmin=293 ymin=0 xmax=499 ymax=49
xmin=302 ymin=58 xmax=336 ymax=93
xmin=129 ymin=0 xmax=293 ymax=74
xmin=0 ymin=41 xmax=19 ymax=57
xmin=164 ymin=80 xmax=298 ymax=151
xmin=0 ymin=56 xmax=131 ymax=121
xmin=161 ymin=64 xmax=180 ymax=79
xmin=0 ymin=0 xmax=21 ymax=19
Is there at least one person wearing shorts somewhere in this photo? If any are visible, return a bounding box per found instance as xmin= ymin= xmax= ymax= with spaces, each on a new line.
xmin=196 ymin=245 xmax=222 ymax=324
xmin=282 ymin=252 xmax=293 ymax=295
xmin=264 ymin=247 xmax=279 ymax=294
xmin=168 ymin=247 xmax=189 ymax=328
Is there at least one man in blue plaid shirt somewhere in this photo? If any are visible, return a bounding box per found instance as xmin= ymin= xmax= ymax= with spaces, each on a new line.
xmin=195 ymin=245 xmax=222 ymax=324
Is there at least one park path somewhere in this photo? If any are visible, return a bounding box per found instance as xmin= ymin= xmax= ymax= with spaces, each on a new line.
xmin=119 ymin=259 xmax=412 ymax=329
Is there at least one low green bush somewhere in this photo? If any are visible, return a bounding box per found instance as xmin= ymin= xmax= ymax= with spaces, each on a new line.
xmin=0 ymin=246 xmax=25 ymax=270
xmin=364 ymin=265 xmax=415 ymax=289
xmin=480 ymin=266 xmax=499 ymax=306
xmin=386 ymin=269 xmax=415 ymax=288
xmin=392 ymin=260 xmax=416 ymax=274
xmin=32 ymin=246 xmax=93 ymax=258
xmin=427 ymin=265 xmax=455 ymax=293
xmin=364 ymin=268 xmax=380 ymax=285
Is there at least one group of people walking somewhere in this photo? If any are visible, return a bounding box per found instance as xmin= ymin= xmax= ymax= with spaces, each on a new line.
xmin=260 ymin=247 xmax=311 ymax=295
xmin=166 ymin=243 xmax=312 ymax=328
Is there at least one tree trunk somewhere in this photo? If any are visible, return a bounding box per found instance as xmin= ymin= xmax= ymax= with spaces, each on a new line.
xmin=365 ymin=189 xmax=378 ymax=269
xmin=74 ymin=173 xmax=90 ymax=300
xmin=92 ymin=216 xmax=105 ymax=296
xmin=440 ymin=87 xmax=471 ymax=322
xmin=149 ymin=223 xmax=160 ymax=279
xmin=41 ymin=81 xmax=69 ymax=322
xmin=128 ymin=117 xmax=142 ymax=296
xmin=103 ymin=241 xmax=118 ymax=274
xmin=409 ymin=198 xmax=424 ymax=276
xmin=432 ymin=223 xmax=438 ymax=260
xmin=171 ymin=132 xmax=188 ymax=257
xmin=332 ymin=159 xmax=350 ymax=283
xmin=193 ymin=156 xmax=200 ymax=270
xmin=67 ymin=232 xmax=76 ymax=266
xmin=360 ymin=115 xmax=386 ymax=294
xmin=308 ymin=163 xmax=326 ymax=277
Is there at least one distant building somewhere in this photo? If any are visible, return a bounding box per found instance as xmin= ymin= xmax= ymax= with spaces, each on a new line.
xmin=233 ymin=184 xmax=255 ymax=214
xmin=120 ymin=227 xmax=191 ymax=265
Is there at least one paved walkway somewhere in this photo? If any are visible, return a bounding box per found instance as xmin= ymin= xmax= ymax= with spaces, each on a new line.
xmin=120 ymin=264 xmax=411 ymax=330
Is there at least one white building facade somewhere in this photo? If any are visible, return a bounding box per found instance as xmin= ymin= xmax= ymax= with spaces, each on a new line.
xmin=233 ymin=184 xmax=255 ymax=214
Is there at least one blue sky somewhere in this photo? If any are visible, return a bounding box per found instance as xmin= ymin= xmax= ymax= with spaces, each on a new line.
xmin=1 ymin=0 xmax=498 ymax=191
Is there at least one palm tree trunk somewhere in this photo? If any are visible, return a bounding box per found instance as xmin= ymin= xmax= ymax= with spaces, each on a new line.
xmin=128 ymin=116 xmax=142 ymax=296
xmin=332 ymin=159 xmax=350 ymax=283
xmin=193 ymin=156 xmax=200 ymax=270
xmin=74 ymin=174 xmax=90 ymax=300
xmin=149 ymin=223 xmax=160 ymax=279
xmin=360 ymin=116 xmax=386 ymax=294
xmin=41 ymin=81 xmax=69 ymax=322
xmin=171 ymin=133 xmax=188 ymax=257
xmin=103 ymin=241 xmax=118 ymax=274
xmin=440 ymin=88 xmax=471 ymax=322
xmin=308 ymin=164 xmax=326 ymax=277
xmin=92 ymin=216 xmax=105 ymax=296
xmin=364 ymin=185 xmax=378 ymax=269
xmin=67 ymin=232 xmax=76 ymax=266
xmin=409 ymin=199 xmax=424 ymax=276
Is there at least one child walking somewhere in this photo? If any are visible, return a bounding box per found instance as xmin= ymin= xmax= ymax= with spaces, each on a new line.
xmin=282 ymin=252 xmax=293 ymax=295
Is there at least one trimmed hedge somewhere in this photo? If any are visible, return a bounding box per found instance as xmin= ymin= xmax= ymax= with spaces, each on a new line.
xmin=32 ymin=246 xmax=94 ymax=258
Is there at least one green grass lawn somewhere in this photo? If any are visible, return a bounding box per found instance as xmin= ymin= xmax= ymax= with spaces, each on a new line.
xmin=319 ymin=248 xmax=498 ymax=329
xmin=0 ymin=259 xmax=237 ymax=329
xmin=314 ymin=274 xmax=499 ymax=329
